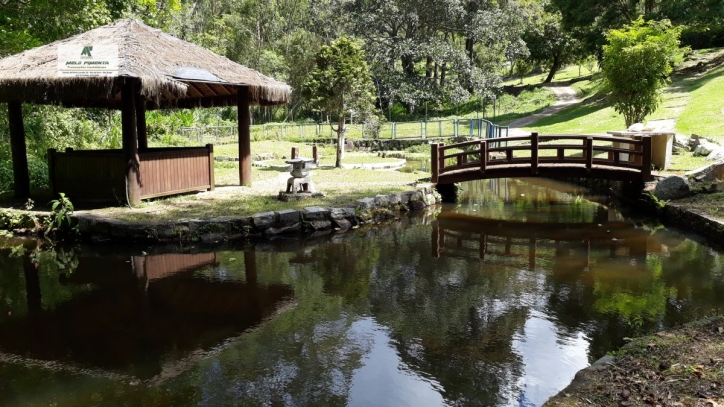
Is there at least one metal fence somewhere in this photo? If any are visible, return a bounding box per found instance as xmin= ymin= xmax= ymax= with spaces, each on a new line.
xmin=179 ymin=119 xmax=509 ymax=145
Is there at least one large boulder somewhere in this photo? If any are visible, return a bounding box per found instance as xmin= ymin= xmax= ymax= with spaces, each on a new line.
xmin=693 ymin=139 xmax=719 ymax=156
xmin=706 ymin=148 xmax=724 ymax=161
xmin=685 ymin=160 xmax=724 ymax=182
xmin=653 ymin=175 xmax=691 ymax=201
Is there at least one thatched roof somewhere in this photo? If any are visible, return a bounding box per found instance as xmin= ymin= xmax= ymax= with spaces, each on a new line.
xmin=0 ymin=19 xmax=291 ymax=109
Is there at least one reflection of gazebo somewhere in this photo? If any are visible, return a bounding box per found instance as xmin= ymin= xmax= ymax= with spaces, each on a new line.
xmin=0 ymin=19 xmax=290 ymax=205
xmin=0 ymin=251 xmax=295 ymax=383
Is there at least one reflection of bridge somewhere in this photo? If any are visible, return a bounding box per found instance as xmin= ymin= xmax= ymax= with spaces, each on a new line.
xmin=431 ymin=133 xmax=653 ymax=185
xmin=432 ymin=216 xmax=653 ymax=271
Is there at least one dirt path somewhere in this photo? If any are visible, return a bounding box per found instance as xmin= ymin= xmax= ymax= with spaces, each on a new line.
xmin=508 ymin=85 xmax=579 ymax=136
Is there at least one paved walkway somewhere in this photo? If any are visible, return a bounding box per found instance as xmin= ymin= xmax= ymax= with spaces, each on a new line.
xmin=507 ymin=86 xmax=579 ymax=136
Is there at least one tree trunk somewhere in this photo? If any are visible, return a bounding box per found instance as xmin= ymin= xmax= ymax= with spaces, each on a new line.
xmin=426 ymin=57 xmax=433 ymax=78
xmin=335 ymin=114 xmax=345 ymax=168
xmin=465 ymin=37 xmax=475 ymax=61
xmin=543 ymin=53 xmax=561 ymax=83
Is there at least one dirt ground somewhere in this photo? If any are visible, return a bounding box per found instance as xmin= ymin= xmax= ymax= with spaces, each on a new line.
xmin=545 ymin=317 xmax=724 ymax=407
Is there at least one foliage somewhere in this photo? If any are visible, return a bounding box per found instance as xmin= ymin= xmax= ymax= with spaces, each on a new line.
xmin=0 ymin=157 xmax=49 ymax=194
xmin=521 ymin=6 xmax=580 ymax=83
xmin=46 ymin=193 xmax=76 ymax=236
xmin=601 ymin=18 xmax=685 ymax=127
xmin=303 ymin=37 xmax=376 ymax=167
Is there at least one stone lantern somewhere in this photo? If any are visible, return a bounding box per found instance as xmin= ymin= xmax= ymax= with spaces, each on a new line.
xmin=285 ymin=158 xmax=316 ymax=193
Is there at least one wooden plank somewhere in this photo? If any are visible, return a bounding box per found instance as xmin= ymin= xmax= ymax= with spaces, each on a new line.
xmin=8 ymin=101 xmax=30 ymax=198
xmin=531 ymin=132 xmax=539 ymax=175
xmin=207 ymin=144 xmax=215 ymax=191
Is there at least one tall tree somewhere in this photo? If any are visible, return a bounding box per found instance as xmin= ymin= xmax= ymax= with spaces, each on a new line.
xmin=601 ymin=18 xmax=685 ymax=127
xmin=303 ymin=37 xmax=375 ymax=167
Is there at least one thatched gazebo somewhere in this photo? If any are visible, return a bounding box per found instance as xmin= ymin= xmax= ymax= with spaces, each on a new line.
xmin=0 ymin=19 xmax=291 ymax=205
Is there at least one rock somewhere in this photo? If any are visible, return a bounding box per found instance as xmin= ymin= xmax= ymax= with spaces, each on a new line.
xmin=693 ymin=139 xmax=719 ymax=156
xmin=685 ymin=159 xmax=724 ymax=182
xmin=302 ymin=206 xmax=332 ymax=230
xmin=673 ymin=134 xmax=691 ymax=152
xmin=653 ymin=175 xmax=691 ymax=200
xmin=706 ymin=148 xmax=724 ymax=161
xmin=345 ymin=139 xmax=355 ymax=152
xmin=689 ymin=133 xmax=701 ymax=149
xmin=264 ymin=210 xmax=301 ymax=236
xmin=356 ymin=197 xmax=375 ymax=210
xmin=252 ymin=211 xmax=275 ymax=231
xmin=628 ymin=123 xmax=645 ymax=132
xmin=374 ymin=194 xmax=390 ymax=207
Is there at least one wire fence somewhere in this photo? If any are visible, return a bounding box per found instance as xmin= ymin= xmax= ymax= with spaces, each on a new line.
xmin=179 ymin=119 xmax=509 ymax=145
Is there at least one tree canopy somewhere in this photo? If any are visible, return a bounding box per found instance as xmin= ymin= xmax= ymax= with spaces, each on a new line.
xmin=303 ymin=37 xmax=375 ymax=167
xmin=601 ymin=18 xmax=685 ymax=127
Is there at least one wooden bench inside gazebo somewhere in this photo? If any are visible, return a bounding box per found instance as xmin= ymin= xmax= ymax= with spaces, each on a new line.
xmin=0 ymin=19 xmax=291 ymax=206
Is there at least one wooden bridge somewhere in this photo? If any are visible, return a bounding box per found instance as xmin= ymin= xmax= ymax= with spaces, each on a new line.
xmin=431 ymin=133 xmax=653 ymax=185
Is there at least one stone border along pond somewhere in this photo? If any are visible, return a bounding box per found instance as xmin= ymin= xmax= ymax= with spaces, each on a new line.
xmin=66 ymin=185 xmax=440 ymax=244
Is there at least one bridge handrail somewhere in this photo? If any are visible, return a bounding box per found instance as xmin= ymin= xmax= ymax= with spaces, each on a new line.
xmin=430 ymin=132 xmax=652 ymax=184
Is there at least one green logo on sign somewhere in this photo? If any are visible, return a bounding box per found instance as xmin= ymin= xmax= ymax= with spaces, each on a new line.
xmin=81 ymin=46 xmax=93 ymax=57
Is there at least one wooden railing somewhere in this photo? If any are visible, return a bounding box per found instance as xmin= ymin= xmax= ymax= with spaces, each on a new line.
xmin=431 ymin=133 xmax=652 ymax=184
xmin=49 ymin=145 xmax=215 ymax=204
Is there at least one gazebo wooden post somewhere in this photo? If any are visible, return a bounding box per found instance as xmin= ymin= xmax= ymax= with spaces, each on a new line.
xmin=135 ymin=84 xmax=148 ymax=151
xmin=237 ymin=86 xmax=252 ymax=186
xmin=8 ymin=101 xmax=30 ymax=198
xmin=121 ymin=79 xmax=142 ymax=206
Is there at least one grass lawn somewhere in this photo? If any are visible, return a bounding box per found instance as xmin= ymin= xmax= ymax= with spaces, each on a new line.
xmin=673 ymin=66 xmax=724 ymax=141
xmin=502 ymin=63 xmax=599 ymax=87
xmin=93 ymin=167 xmax=429 ymax=222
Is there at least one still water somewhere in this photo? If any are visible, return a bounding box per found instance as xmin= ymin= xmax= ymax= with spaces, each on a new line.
xmin=1 ymin=178 xmax=724 ymax=407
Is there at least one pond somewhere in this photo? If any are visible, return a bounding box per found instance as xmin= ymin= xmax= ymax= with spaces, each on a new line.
xmin=1 ymin=178 xmax=724 ymax=407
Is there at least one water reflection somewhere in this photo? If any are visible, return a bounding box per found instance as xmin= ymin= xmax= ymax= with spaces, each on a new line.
xmin=0 ymin=249 xmax=294 ymax=383
xmin=1 ymin=179 xmax=724 ymax=406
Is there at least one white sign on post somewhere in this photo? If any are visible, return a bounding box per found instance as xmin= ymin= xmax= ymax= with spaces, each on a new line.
xmin=57 ymin=44 xmax=119 ymax=77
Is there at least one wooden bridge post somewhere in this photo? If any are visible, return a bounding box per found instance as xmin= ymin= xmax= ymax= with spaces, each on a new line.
xmin=291 ymin=147 xmax=299 ymax=159
xmin=480 ymin=140 xmax=487 ymax=174
xmin=641 ymin=136 xmax=652 ymax=181
xmin=585 ymin=137 xmax=594 ymax=171
xmin=531 ymin=132 xmax=539 ymax=175
xmin=431 ymin=143 xmax=440 ymax=183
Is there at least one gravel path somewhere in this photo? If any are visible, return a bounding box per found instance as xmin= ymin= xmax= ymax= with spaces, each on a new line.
xmin=508 ymin=86 xmax=579 ymax=136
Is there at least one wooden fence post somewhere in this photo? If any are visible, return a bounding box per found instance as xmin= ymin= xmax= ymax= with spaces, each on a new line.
xmin=291 ymin=147 xmax=299 ymax=159
xmin=313 ymin=145 xmax=319 ymax=164
xmin=431 ymin=143 xmax=440 ymax=183
xmin=531 ymin=132 xmax=539 ymax=175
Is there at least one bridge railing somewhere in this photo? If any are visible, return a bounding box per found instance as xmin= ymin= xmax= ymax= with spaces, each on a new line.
xmin=431 ymin=132 xmax=652 ymax=183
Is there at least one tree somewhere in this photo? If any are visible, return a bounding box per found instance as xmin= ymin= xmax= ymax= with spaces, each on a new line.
xmin=303 ymin=37 xmax=375 ymax=168
xmin=601 ymin=18 xmax=685 ymax=127
xmin=521 ymin=8 xmax=579 ymax=83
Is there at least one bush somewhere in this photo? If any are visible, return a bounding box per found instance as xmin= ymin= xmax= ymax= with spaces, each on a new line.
xmin=0 ymin=157 xmax=48 ymax=194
